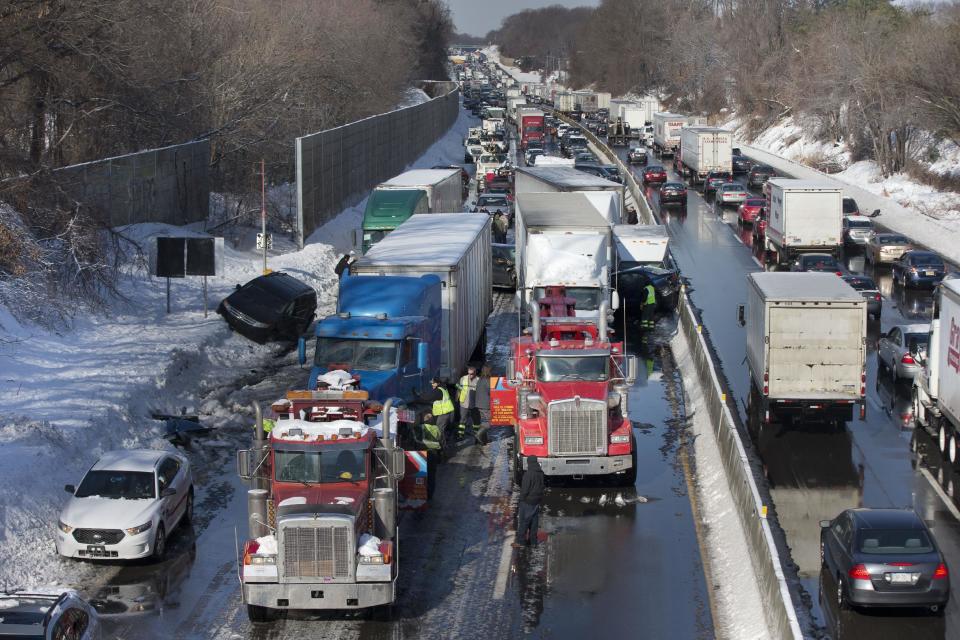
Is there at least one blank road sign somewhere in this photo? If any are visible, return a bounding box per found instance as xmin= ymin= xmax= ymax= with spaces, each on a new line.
xmin=156 ymin=237 xmax=186 ymax=278
xmin=186 ymin=238 xmax=216 ymax=276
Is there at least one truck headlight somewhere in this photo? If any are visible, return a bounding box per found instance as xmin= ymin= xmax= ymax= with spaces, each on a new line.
xmin=125 ymin=521 xmax=152 ymax=535
xmin=250 ymin=555 xmax=277 ymax=565
xmin=607 ymin=392 xmax=621 ymax=409
xmin=58 ymin=520 xmax=74 ymax=534
xmin=523 ymin=436 xmax=543 ymax=445
xmin=359 ymin=554 xmax=385 ymax=565
xmin=610 ymin=434 xmax=630 ymax=444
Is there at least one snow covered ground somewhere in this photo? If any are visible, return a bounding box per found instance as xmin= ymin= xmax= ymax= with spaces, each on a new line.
xmin=728 ymin=116 xmax=960 ymax=264
xmin=0 ymin=98 xmax=475 ymax=588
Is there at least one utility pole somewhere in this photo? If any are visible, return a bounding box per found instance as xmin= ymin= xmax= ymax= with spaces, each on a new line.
xmin=260 ymin=159 xmax=269 ymax=274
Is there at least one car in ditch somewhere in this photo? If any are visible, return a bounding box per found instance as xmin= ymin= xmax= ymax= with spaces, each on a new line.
xmin=218 ymin=272 xmax=317 ymax=344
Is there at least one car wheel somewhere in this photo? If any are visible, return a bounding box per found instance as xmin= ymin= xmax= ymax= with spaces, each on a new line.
xmin=950 ymin=433 xmax=958 ymax=466
xmin=183 ymin=487 xmax=194 ymax=525
xmin=837 ymin=577 xmax=850 ymax=611
xmin=891 ymin=362 xmax=899 ymax=383
xmin=152 ymin=523 xmax=167 ymax=561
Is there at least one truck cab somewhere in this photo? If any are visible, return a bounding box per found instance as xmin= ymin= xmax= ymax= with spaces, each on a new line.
xmin=360 ymin=189 xmax=428 ymax=253
xmin=301 ymin=275 xmax=439 ymax=403
xmin=510 ymin=288 xmax=638 ymax=483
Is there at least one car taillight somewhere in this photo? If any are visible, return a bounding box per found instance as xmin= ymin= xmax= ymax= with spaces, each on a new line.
xmin=874 ymin=294 xmax=881 ymax=301
xmin=849 ymin=564 xmax=872 ymax=580
xmin=861 ymin=371 xmax=866 ymax=396
xmin=763 ymin=371 xmax=769 ymax=395
xmin=934 ymin=563 xmax=949 ymax=579
xmin=901 ymin=353 xmax=916 ymax=365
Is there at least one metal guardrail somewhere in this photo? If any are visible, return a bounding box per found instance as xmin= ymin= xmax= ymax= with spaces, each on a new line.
xmin=558 ymin=111 xmax=804 ymax=638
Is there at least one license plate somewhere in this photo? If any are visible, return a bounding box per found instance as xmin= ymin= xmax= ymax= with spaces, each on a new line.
xmin=926 ymin=270 xmax=936 ymax=276
xmin=887 ymin=572 xmax=918 ymax=584
xmin=86 ymin=545 xmax=107 ymax=557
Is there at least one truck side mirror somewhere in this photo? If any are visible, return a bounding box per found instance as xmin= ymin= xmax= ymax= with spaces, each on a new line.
xmin=625 ymin=355 xmax=638 ymax=384
xmin=298 ymin=337 xmax=307 ymax=366
xmin=351 ymin=228 xmax=358 ymax=249
xmin=737 ymin=304 xmax=746 ymax=327
xmin=417 ymin=341 xmax=429 ymax=370
xmin=507 ymin=359 xmax=516 ymax=381
xmin=611 ymin=291 xmax=620 ymax=310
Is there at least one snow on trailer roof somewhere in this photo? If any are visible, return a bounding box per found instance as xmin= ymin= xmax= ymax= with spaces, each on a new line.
xmin=749 ymin=272 xmax=863 ymax=302
xmin=355 ymin=213 xmax=488 ymax=267
xmin=383 ymin=168 xmax=459 ymax=187
xmin=516 ymin=192 xmax=611 ymax=228
xmin=613 ymin=224 xmax=668 ymax=240
xmin=683 ymin=126 xmax=731 ymax=134
xmin=766 ymin=178 xmax=842 ymax=191
xmin=517 ymin=166 xmax=620 ymax=190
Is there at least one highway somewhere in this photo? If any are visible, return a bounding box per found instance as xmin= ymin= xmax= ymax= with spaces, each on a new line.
xmin=610 ymin=142 xmax=960 ymax=638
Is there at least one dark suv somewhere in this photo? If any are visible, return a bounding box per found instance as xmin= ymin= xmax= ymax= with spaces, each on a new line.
xmin=747 ymin=165 xmax=776 ymax=189
xmin=704 ymin=170 xmax=732 ymax=197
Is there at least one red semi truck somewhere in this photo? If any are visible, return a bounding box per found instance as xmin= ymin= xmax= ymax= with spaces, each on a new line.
xmin=509 ymin=287 xmax=638 ymax=484
xmin=519 ymin=109 xmax=545 ymax=151
xmin=236 ymin=389 xmax=428 ymax=622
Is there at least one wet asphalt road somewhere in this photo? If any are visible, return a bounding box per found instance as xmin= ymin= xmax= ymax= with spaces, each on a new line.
xmin=611 ymin=144 xmax=960 ymax=639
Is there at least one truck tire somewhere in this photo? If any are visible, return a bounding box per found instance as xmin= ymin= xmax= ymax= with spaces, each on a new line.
xmin=247 ymin=604 xmax=278 ymax=623
xmin=620 ymin=444 xmax=638 ymax=486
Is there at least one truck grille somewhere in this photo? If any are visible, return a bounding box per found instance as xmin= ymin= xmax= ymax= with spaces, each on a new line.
xmin=282 ymin=524 xmax=352 ymax=579
xmin=73 ymin=528 xmax=125 ymax=545
xmin=548 ymin=398 xmax=607 ymax=456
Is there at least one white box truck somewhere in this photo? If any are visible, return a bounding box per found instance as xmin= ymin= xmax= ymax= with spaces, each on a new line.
xmin=515 ymin=166 xmax=624 ymax=224
xmin=556 ymin=92 xmax=576 ymax=113
xmin=507 ymin=97 xmax=528 ymax=124
xmin=740 ymin=272 xmax=867 ymax=425
xmin=515 ymin=192 xmax=615 ymax=319
xmin=913 ymin=278 xmax=960 ymax=463
xmin=620 ymin=106 xmax=646 ymax=138
xmin=351 ymin=213 xmax=492 ymax=380
xmin=378 ymin=169 xmax=462 ymax=213
xmin=635 ymin=95 xmax=662 ymax=126
xmin=679 ymin=127 xmax=733 ymax=184
xmin=764 ymin=179 xmax=843 ymax=265
xmin=652 ymin=112 xmax=688 ymax=157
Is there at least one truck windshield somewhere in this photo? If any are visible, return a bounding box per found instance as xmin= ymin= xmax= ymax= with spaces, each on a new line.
xmin=535 ymin=287 xmax=603 ymax=311
xmin=275 ymin=449 xmax=368 ymax=484
xmin=315 ymin=338 xmax=399 ymax=371
xmin=536 ymin=355 xmax=609 ymax=382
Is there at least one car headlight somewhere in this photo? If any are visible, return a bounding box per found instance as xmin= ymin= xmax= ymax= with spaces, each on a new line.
xmin=58 ymin=520 xmax=74 ymax=534
xmin=523 ymin=436 xmax=543 ymax=445
xmin=125 ymin=521 xmax=153 ymax=535
xmin=610 ymin=434 xmax=631 ymax=444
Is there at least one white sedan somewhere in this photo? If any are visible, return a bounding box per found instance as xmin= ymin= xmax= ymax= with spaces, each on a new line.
xmin=715 ymin=182 xmax=749 ymax=207
xmin=56 ymin=449 xmax=193 ymax=561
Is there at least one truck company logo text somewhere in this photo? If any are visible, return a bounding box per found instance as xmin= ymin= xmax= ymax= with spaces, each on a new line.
xmin=950 ymin=317 xmax=960 ymax=374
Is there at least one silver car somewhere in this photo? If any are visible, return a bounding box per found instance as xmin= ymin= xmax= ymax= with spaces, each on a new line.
xmin=877 ymin=323 xmax=930 ymax=382
xmin=865 ymin=232 xmax=913 ymax=265
xmin=715 ymin=182 xmax=749 ymax=207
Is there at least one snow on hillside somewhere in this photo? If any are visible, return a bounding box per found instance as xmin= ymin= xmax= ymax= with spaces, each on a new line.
xmin=0 ymin=98 xmax=474 ymax=588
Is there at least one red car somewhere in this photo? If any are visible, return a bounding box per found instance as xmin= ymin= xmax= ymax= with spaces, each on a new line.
xmin=738 ymin=198 xmax=766 ymax=225
xmin=643 ymin=165 xmax=668 ymax=185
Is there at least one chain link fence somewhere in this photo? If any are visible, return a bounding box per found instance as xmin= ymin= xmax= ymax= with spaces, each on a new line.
xmin=295 ymin=82 xmax=459 ymax=247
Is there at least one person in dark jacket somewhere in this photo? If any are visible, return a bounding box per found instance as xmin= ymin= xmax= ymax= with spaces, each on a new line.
xmin=473 ymin=364 xmax=491 ymax=444
xmin=514 ymin=455 xmax=545 ymax=547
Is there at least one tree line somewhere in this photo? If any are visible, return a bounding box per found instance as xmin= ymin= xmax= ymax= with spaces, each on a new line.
xmin=491 ymin=0 xmax=960 ymax=179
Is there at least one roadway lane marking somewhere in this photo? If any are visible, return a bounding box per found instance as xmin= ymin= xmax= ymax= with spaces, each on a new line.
xmin=919 ymin=467 xmax=960 ymax=522
xmin=492 ymin=531 xmax=516 ymax=600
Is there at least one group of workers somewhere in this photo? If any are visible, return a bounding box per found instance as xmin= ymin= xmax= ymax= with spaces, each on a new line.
xmin=419 ymin=364 xmax=491 ymax=454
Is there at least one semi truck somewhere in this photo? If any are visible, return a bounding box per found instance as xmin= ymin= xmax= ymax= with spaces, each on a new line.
xmin=507 ymin=97 xmax=528 ymax=124
xmin=739 ymin=272 xmax=867 ymax=426
xmin=574 ymin=90 xmax=598 ymax=114
xmin=360 ymin=169 xmax=463 ymax=253
xmin=515 ymin=192 xmax=617 ymax=320
xmin=518 ymin=108 xmax=545 ymax=150
xmin=678 ymin=127 xmax=733 ymax=185
xmin=652 ymin=112 xmax=689 ymax=157
xmin=350 ymin=213 xmax=492 ymax=381
xmin=237 ymin=391 xmax=422 ymax=621
xmin=515 ymin=166 xmax=624 ymax=223
xmin=913 ymin=278 xmax=960 ymax=464
xmin=763 ymin=179 xmax=843 ymax=266
xmin=302 ymin=274 xmax=440 ymax=401
xmin=509 ymin=287 xmax=638 ymax=483
xmin=555 ymin=92 xmax=576 ymax=114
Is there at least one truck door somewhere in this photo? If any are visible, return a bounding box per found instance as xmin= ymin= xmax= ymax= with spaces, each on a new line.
xmin=400 ymin=338 xmax=423 ymax=398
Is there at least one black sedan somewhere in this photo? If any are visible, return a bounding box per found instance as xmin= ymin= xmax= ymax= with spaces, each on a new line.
xmin=614 ymin=253 xmax=681 ymax=312
xmin=218 ymin=272 xmax=317 ymax=343
xmin=492 ymin=244 xmax=517 ymax=290
xmin=747 ymin=165 xmax=775 ymax=189
xmin=891 ymin=250 xmax=947 ymax=289
xmin=659 ymin=182 xmax=688 ymax=206
xmin=821 ymin=509 xmax=950 ymax=613
xmin=842 ymin=275 xmax=882 ymax=321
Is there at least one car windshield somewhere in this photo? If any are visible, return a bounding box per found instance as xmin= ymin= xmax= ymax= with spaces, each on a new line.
xmin=662 ymin=183 xmax=683 ymax=189
xmin=858 ymin=529 xmax=934 ymax=555
xmin=847 ymin=219 xmax=872 ymax=228
xmin=536 ymin=355 xmax=609 ymax=382
xmin=803 ymin=256 xmax=839 ymax=270
xmin=745 ymin=198 xmax=765 ymax=207
xmin=75 ymin=470 xmax=156 ymax=500
xmin=905 ymin=333 xmax=929 ymax=354
xmin=274 ymin=449 xmax=368 ymax=484
xmin=535 ymin=286 xmax=602 ymax=311
xmin=479 ymin=196 xmax=508 ymax=207
xmin=315 ymin=338 xmax=398 ymax=371
xmin=721 ymin=184 xmax=742 ymax=191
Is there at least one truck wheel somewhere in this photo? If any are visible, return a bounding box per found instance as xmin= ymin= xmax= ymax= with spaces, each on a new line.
xmin=939 ymin=421 xmax=949 ymax=456
xmin=621 ymin=445 xmax=638 ymax=486
xmin=247 ymin=604 xmax=278 ymax=623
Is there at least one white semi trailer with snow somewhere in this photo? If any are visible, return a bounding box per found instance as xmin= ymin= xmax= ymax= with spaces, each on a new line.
xmin=350 ymin=214 xmax=492 ymax=381
xmin=740 ymin=272 xmax=867 ymax=426
xmin=515 ymin=166 xmax=624 ymax=224
xmin=515 ymin=192 xmax=616 ymax=321
xmin=763 ymin=179 xmax=844 ymax=266
xmin=913 ymin=279 xmax=960 ymax=463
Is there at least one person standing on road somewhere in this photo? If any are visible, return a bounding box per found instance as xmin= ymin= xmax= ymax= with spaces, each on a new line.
xmin=640 ymin=280 xmax=657 ymax=332
xmin=492 ymin=211 xmax=509 ymax=244
xmin=424 ymin=377 xmax=455 ymax=452
xmin=457 ymin=366 xmax=479 ymax=439
xmin=473 ymin=364 xmax=492 ymax=444
xmin=514 ymin=455 xmax=545 ymax=548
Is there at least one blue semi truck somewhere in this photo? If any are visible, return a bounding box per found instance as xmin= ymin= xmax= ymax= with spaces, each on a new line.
xmin=299 ymin=274 xmax=441 ymax=401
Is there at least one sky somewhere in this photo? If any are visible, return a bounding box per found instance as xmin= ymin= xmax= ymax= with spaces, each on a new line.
xmin=446 ymin=0 xmax=600 ymax=37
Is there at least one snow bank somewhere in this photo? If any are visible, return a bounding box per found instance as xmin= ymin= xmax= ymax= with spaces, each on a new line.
xmin=0 ymin=85 xmax=476 ymax=590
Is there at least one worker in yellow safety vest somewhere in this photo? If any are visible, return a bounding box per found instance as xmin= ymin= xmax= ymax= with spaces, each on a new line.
xmin=640 ymin=282 xmax=656 ymax=331
xmin=426 ymin=377 xmax=455 ymax=451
